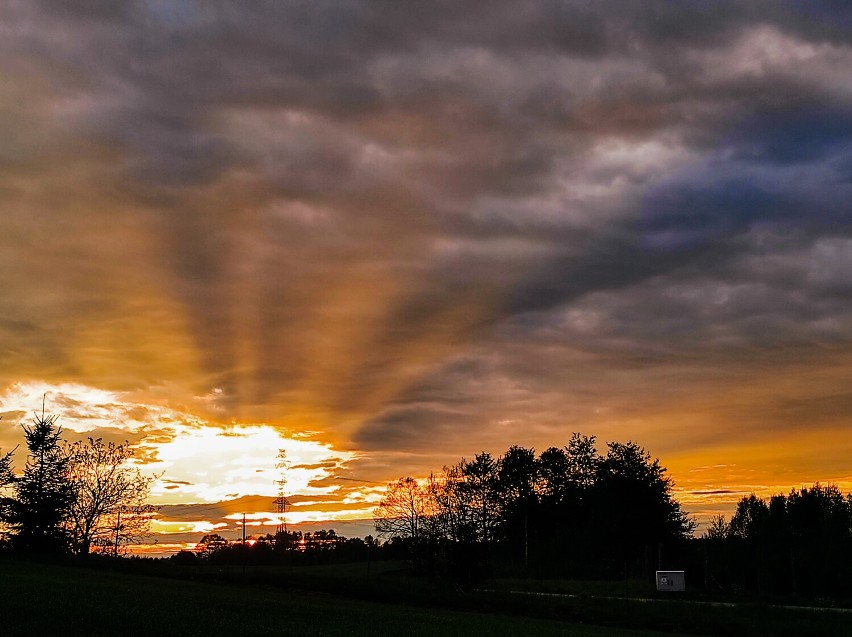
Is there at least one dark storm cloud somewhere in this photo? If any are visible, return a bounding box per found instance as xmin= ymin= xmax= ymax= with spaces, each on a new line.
xmin=356 ymin=405 xmax=472 ymax=450
xmin=1 ymin=0 xmax=851 ymax=486
xmin=726 ymin=106 xmax=852 ymax=166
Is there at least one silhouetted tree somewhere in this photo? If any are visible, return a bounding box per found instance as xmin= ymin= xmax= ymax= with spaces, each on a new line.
xmin=535 ymin=435 xmax=601 ymax=576
xmin=374 ymin=476 xmax=439 ymax=570
xmin=729 ymin=494 xmax=770 ymax=539
xmin=702 ymin=515 xmax=730 ymax=540
xmin=273 ymin=529 xmax=301 ymax=550
xmin=498 ymin=446 xmax=538 ymax=566
xmin=782 ymin=484 xmax=851 ymax=595
xmin=594 ymin=441 xmax=695 ymax=573
xmin=0 ymin=417 xmax=14 ymax=491
xmin=171 ymin=549 xmax=199 ymax=565
xmin=64 ymin=437 xmax=157 ymax=555
xmin=430 ymin=459 xmax=500 ymax=584
xmin=434 ymin=453 xmax=501 ymax=547
xmin=566 ymin=433 xmax=599 ymax=492
xmin=0 ymin=437 xmax=15 ymax=541
xmin=375 ymin=477 xmax=433 ymax=541
xmin=538 ymin=446 xmax=570 ymax=503
xmin=5 ymin=410 xmax=75 ymax=553
xmin=0 ymin=446 xmax=14 ymax=491
xmin=198 ymin=533 xmax=228 ymax=554
xmin=462 ymin=453 xmax=501 ymax=542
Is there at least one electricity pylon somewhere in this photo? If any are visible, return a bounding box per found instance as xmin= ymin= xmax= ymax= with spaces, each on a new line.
xmin=273 ymin=449 xmax=290 ymax=534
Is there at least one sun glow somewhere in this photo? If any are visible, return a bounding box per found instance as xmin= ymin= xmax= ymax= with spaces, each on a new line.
xmin=150 ymin=520 xmax=230 ymax=535
xmin=143 ymin=423 xmax=356 ymax=504
xmin=0 ymin=381 xmax=364 ymax=542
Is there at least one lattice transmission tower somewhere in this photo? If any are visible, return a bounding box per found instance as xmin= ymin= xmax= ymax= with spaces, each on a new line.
xmin=273 ymin=448 xmax=290 ymax=535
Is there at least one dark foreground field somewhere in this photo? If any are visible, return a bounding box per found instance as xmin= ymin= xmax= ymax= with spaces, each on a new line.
xmin=1 ymin=558 xmax=851 ymax=637
xmin=0 ymin=558 xmax=679 ymax=637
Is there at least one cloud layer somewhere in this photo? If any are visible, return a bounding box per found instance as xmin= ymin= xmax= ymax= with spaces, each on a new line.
xmin=2 ymin=1 xmax=852 ymax=529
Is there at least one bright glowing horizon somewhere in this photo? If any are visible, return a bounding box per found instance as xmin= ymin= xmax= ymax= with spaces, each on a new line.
xmin=0 ymin=382 xmax=373 ymax=544
xmin=2 ymin=381 xmax=852 ymax=546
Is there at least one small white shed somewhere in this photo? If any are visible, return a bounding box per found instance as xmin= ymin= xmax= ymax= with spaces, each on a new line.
xmin=655 ymin=570 xmax=685 ymax=592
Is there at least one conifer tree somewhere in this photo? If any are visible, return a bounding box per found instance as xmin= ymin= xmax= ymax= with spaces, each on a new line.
xmin=6 ymin=409 xmax=75 ymax=553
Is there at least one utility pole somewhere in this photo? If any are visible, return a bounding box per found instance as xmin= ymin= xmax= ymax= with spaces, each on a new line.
xmin=114 ymin=508 xmax=122 ymax=557
xmin=241 ymin=513 xmax=247 ymax=580
xmin=366 ymin=535 xmax=373 ymax=579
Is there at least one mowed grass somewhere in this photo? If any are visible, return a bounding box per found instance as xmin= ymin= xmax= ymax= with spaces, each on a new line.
xmin=186 ymin=561 xmax=852 ymax=637
xmin=0 ymin=558 xmax=679 ymax=637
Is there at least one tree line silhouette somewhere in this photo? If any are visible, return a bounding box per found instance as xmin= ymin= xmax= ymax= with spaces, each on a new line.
xmin=0 ymin=408 xmax=156 ymax=555
xmin=173 ymin=529 xmax=382 ymax=566
xmin=5 ymin=407 xmax=852 ymax=600
xmin=373 ymin=436 xmax=852 ymax=598
xmin=699 ymin=484 xmax=852 ymax=598
xmin=374 ymin=434 xmax=695 ymax=585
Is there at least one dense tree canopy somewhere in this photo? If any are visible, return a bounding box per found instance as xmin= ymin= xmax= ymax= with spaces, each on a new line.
xmin=703 ymin=484 xmax=852 ymax=597
xmin=374 ymin=435 xmax=694 ymax=582
xmin=594 ymin=441 xmax=695 ymax=555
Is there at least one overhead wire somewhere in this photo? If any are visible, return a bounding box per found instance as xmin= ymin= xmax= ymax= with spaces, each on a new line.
xmin=154 ymin=475 xmax=386 ymax=519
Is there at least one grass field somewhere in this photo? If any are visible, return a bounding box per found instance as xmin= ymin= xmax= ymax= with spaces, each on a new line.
xmin=3 ymin=557 xmax=851 ymax=637
xmin=0 ymin=557 xmax=680 ymax=637
xmin=158 ymin=560 xmax=852 ymax=636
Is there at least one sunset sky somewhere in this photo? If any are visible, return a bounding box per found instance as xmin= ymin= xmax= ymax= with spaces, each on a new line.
xmin=1 ymin=1 xmax=851 ymax=546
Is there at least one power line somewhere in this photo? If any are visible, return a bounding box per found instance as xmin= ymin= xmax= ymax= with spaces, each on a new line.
xmin=153 ymin=476 xmax=388 ymax=517
xmin=331 ymin=476 xmax=387 ymax=485
xmin=156 ymin=494 xmax=279 ymax=515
